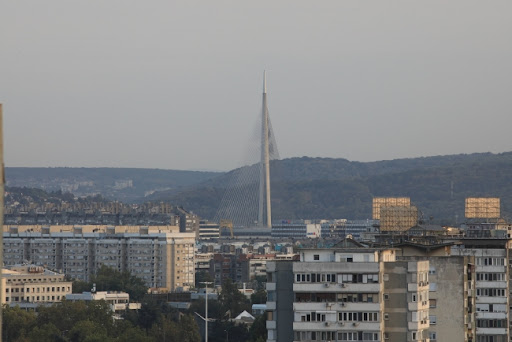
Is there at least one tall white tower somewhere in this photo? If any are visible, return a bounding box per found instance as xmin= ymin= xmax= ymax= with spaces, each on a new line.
xmin=258 ymin=71 xmax=272 ymax=228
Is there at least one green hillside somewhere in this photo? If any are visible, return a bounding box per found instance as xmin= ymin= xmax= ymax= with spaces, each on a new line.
xmin=6 ymin=152 xmax=512 ymax=224
xmin=148 ymin=152 xmax=512 ymax=224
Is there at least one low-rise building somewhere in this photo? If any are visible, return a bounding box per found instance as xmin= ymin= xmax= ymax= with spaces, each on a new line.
xmin=66 ymin=291 xmax=141 ymax=313
xmin=2 ymin=265 xmax=72 ymax=307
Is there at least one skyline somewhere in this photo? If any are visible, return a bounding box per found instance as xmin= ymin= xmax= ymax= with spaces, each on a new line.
xmin=1 ymin=1 xmax=511 ymax=171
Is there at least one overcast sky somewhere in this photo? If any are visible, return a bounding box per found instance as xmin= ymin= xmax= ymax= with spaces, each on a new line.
xmin=1 ymin=1 xmax=511 ymax=171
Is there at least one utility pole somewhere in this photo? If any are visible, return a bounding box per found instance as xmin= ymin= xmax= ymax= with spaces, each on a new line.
xmin=200 ymin=281 xmax=213 ymax=342
xmin=0 ymin=104 xmax=4 ymax=341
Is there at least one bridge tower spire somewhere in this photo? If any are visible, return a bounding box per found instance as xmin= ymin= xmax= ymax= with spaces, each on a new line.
xmin=258 ymin=71 xmax=272 ymax=228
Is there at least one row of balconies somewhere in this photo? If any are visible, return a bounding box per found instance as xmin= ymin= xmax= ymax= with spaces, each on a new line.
xmin=292 ymin=321 xmax=380 ymax=330
xmin=294 ymin=283 xmax=380 ymax=292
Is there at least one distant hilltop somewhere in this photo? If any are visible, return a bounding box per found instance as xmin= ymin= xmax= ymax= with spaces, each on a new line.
xmin=6 ymin=152 xmax=512 ymax=224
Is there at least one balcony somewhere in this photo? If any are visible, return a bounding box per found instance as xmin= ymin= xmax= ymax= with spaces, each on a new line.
xmin=293 ymin=321 xmax=380 ymax=331
xmin=294 ymin=282 xmax=380 ymax=293
xmin=266 ymin=320 xmax=276 ymax=329
xmin=266 ymin=301 xmax=276 ymax=310
xmin=475 ymin=311 xmax=507 ymax=319
xmin=407 ymin=282 xmax=429 ymax=292
xmin=475 ymin=296 xmax=507 ymax=304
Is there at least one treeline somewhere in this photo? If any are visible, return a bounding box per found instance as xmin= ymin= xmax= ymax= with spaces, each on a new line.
xmin=3 ymin=300 xmax=200 ymax=342
xmin=4 ymin=269 xmax=267 ymax=342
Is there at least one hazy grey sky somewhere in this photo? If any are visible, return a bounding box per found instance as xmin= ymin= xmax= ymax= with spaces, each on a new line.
xmin=1 ymin=1 xmax=511 ymax=171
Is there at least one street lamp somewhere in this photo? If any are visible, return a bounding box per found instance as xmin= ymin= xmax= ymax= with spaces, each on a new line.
xmin=200 ymin=281 xmax=213 ymax=342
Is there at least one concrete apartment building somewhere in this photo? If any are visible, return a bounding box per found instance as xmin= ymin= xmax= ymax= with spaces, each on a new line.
xmin=2 ymin=265 xmax=72 ymax=307
xmin=395 ymin=241 xmax=477 ymax=342
xmin=175 ymin=207 xmax=200 ymax=237
xmin=451 ymin=239 xmax=511 ymax=342
xmin=266 ymin=245 xmax=431 ymax=342
xmin=3 ymin=225 xmax=195 ymax=292
xmin=198 ymin=220 xmax=220 ymax=240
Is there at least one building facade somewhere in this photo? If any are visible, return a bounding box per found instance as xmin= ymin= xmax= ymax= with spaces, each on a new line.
xmin=3 ymin=226 xmax=195 ymax=291
xmin=2 ymin=265 xmax=72 ymax=306
xmin=266 ymin=246 xmax=431 ymax=342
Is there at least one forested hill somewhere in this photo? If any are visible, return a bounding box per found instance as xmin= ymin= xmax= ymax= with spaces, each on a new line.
xmin=6 ymin=152 xmax=512 ymax=224
xmin=147 ymin=152 xmax=512 ymax=224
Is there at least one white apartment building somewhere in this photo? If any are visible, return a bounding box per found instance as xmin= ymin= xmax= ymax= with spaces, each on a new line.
xmin=452 ymin=239 xmax=511 ymax=342
xmin=3 ymin=226 xmax=195 ymax=292
xmin=266 ymin=245 xmax=430 ymax=342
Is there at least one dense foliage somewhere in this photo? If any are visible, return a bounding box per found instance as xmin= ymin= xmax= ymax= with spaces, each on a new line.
xmin=3 ymin=300 xmax=198 ymax=342
xmin=4 ymin=276 xmax=267 ymax=342
xmin=72 ymin=266 xmax=148 ymax=301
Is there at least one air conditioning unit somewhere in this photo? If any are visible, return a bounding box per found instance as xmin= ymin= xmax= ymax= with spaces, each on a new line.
xmin=352 ymin=322 xmax=359 ymax=327
xmin=324 ymin=283 xmax=330 ymax=287
xmin=340 ymin=283 xmax=346 ymax=288
xmin=339 ymin=322 xmax=345 ymax=326
xmin=324 ymin=322 xmax=331 ymax=326
xmin=340 ymin=302 xmax=345 ymax=306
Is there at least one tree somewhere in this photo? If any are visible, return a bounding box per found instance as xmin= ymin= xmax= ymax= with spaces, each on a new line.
xmin=195 ymin=271 xmax=214 ymax=288
xmin=90 ymin=265 xmax=148 ymax=301
xmin=71 ymin=279 xmax=93 ymax=293
xmin=248 ymin=314 xmax=267 ymax=342
xmin=177 ymin=314 xmax=201 ymax=342
xmin=36 ymin=301 xmax=89 ymax=333
xmin=218 ymin=278 xmax=251 ymax=318
xmin=250 ymin=289 xmax=267 ymax=305
xmin=2 ymin=306 xmax=36 ymax=341
xmin=27 ymin=323 xmax=63 ymax=342
xmin=68 ymin=320 xmax=110 ymax=342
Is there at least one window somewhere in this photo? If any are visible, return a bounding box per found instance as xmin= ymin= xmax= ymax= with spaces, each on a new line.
xmin=313 ymin=254 xmax=320 ymax=261
xmin=384 ymin=313 xmax=389 ymax=320
xmin=430 ymin=315 xmax=437 ymax=325
xmin=384 ymin=293 xmax=389 ymax=300
xmin=429 ymin=299 xmax=437 ymax=308
xmin=429 ymin=332 xmax=437 ymax=340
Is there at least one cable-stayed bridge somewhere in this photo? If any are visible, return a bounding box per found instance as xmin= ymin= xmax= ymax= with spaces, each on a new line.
xmin=214 ymin=72 xmax=279 ymax=228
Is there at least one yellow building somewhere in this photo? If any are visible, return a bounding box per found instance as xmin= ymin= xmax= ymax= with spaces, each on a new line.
xmin=2 ymin=265 xmax=72 ymax=306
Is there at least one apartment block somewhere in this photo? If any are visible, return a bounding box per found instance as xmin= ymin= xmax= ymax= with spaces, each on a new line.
xmin=266 ymin=244 xmax=431 ymax=342
xmin=451 ymin=239 xmax=512 ymax=342
xmin=395 ymin=241 xmax=476 ymax=342
xmin=3 ymin=226 xmax=195 ymax=292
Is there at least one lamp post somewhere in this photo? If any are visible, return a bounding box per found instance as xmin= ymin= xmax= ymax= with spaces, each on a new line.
xmin=200 ymin=281 xmax=213 ymax=342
